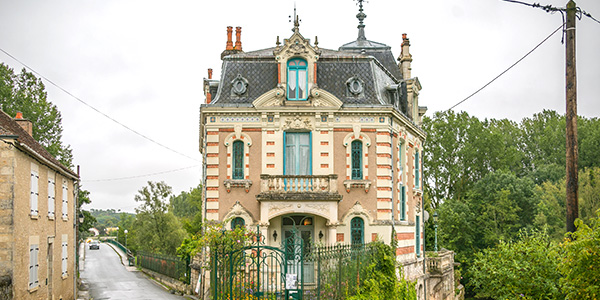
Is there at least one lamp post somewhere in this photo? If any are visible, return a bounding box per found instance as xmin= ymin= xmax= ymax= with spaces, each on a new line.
xmin=124 ymin=229 xmax=128 ymax=249
xmin=433 ymin=211 xmax=439 ymax=252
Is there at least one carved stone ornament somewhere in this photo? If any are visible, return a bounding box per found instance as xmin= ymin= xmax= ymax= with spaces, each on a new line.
xmin=231 ymin=74 xmax=248 ymax=96
xmin=305 ymin=204 xmax=328 ymax=212
xmin=285 ymin=39 xmax=309 ymax=56
xmin=343 ymin=180 xmax=372 ymax=193
xmin=282 ymin=115 xmax=313 ymax=131
xmin=224 ymin=179 xmax=252 ymax=193
xmin=269 ymin=203 xmax=293 ymax=215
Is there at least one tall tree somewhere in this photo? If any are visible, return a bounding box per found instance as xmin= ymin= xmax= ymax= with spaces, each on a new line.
xmin=133 ymin=181 xmax=185 ymax=255
xmin=0 ymin=63 xmax=73 ymax=167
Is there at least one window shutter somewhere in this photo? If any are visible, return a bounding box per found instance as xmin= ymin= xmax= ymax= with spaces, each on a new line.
xmin=28 ymin=245 xmax=34 ymax=288
xmin=415 ymin=152 xmax=420 ymax=188
xmin=61 ymin=242 xmax=67 ymax=276
xmin=401 ymin=185 xmax=406 ymax=220
xmin=30 ymin=171 xmax=39 ymax=216
xmin=416 ymin=216 xmax=421 ymax=257
xmin=34 ymin=246 xmax=39 ymax=286
xmin=62 ymin=183 xmax=68 ymax=219
xmin=48 ymin=177 xmax=55 ymax=218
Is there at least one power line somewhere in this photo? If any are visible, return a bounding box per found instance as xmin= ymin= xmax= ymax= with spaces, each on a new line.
xmin=501 ymin=0 xmax=600 ymax=24
xmin=0 ymin=47 xmax=201 ymax=163
xmin=446 ymin=22 xmax=564 ymax=111
xmin=82 ymin=165 xmax=200 ymax=182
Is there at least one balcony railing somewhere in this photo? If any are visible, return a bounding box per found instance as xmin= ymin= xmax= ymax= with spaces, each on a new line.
xmin=257 ymin=174 xmax=342 ymax=201
xmin=425 ymin=249 xmax=455 ymax=275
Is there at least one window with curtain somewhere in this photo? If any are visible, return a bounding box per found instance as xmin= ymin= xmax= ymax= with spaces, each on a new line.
xmin=351 ymin=217 xmax=364 ymax=245
xmin=231 ymin=217 xmax=245 ymax=229
xmin=284 ymin=132 xmax=311 ymax=176
xmin=232 ymin=140 xmax=244 ymax=179
xmin=351 ymin=140 xmax=363 ymax=180
xmin=287 ymin=59 xmax=308 ymax=100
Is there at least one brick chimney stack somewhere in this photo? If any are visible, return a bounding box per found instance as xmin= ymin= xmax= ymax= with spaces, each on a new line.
xmin=398 ymin=33 xmax=413 ymax=80
xmin=14 ymin=111 xmax=33 ymax=136
xmin=235 ymin=27 xmax=243 ymax=51
xmin=208 ymin=68 xmax=213 ymax=80
xmin=226 ymin=26 xmax=234 ymax=50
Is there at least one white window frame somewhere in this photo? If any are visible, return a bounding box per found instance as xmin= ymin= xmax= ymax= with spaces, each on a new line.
xmin=47 ymin=171 xmax=55 ymax=219
xmin=62 ymin=180 xmax=68 ymax=220
xmin=30 ymin=165 xmax=39 ymax=218
xmin=61 ymin=240 xmax=68 ymax=277
xmin=28 ymin=243 xmax=39 ymax=290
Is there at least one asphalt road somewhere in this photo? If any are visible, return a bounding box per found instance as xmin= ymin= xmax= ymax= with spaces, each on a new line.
xmin=81 ymin=243 xmax=185 ymax=300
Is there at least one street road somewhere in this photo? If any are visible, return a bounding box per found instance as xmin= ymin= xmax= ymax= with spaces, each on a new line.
xmin=81 ymin=242 xmax=184 ymax=300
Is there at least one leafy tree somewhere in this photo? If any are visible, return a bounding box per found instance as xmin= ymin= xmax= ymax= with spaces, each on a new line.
xmin=133 ymin=181 xmax=185 ymax=255
xmin=533 ymin=181 xmax=566 ymax=241
xmin=469 ymin=229 xmax=563 ymax=300
xmin=579 ymin=167 xmax=600 ymax=223
xmin=0 ymin=63 xmax=73 ymax=167
xmin=77 ymin=188 xmax=96 ymax=238
xmin=170 ymin=185 xmax=202 ymax=219
xmin=559 ymin=213 xmax=600 ymax=299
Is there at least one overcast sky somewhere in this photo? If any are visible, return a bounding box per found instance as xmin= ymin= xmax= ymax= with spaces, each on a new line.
xmin=1 ymin=0 xmax=598 ymax=213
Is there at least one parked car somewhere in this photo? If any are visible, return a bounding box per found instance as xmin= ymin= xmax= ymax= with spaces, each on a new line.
xmin=89 ymin=240 xmax=100 ymax=250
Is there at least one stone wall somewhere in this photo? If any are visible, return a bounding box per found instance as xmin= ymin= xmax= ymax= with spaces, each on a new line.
xmin=0 ymin=143 xmax=14 ymax=299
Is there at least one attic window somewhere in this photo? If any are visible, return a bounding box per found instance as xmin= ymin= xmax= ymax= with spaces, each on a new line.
xmin=287 ymin=58 xmax=308 ymax=100
xmin=231 ymin=74 xmax=248 ymax=96
xmin=346 ymin=76 xmax=364 ymax=97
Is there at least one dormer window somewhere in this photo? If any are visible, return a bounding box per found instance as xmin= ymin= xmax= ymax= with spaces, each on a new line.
xmin=287 ymin=58 xmax=308 ymax=100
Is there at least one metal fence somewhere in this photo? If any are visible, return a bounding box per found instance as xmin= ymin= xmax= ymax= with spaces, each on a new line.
xmin=137 ymin=251 xmax=191 ymax=284
xmin=210 ymin=228 xmax=378 ymax=300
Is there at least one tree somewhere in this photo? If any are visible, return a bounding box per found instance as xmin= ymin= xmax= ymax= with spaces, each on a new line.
xmin=77 ymin=188 xmax=96 ymax=238
xmin=0 ymin=63 xmax=73 ymax=167
xmin=133 ymin=181 xmax=185 ymax=255
xmin=469 ymin=229 xmax=563 ymax=300
xmin=559 ymin=213 xmax=600 ymax=299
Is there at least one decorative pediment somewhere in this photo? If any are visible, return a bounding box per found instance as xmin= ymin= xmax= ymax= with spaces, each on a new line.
xmin=252 ymin=88 xmax=343 ymax=109
xmin=341 ymin=201 xmax=374 ymax=225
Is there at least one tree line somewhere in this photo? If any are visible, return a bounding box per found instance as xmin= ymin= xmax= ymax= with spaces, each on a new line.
xmin=423 ymin=110 xmax=600 ymax=299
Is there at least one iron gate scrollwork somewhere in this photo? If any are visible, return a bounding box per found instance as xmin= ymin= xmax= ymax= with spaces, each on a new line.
xmin=211 ymin=227 xmax=304 ymax=300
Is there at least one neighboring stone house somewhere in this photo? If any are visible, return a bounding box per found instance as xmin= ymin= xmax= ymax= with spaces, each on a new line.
xmin=0 ymin=110 xmax=78 ymax=300
xmin=197 ymin=4 xmax=458 ymax=300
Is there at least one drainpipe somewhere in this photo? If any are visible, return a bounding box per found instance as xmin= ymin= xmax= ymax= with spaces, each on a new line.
xmin=200 ymin=116 xmax=208 ymax=299
xmin=74 ymin=165 xmax=80 ymax=299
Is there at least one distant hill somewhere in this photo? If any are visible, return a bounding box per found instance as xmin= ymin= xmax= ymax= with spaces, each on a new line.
xmin=90 ymin=208 xmax=135 ymax=235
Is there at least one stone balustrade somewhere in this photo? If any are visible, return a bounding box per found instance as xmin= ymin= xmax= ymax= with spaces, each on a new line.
xmin=256 ymin=174 xmax=342 ymax=201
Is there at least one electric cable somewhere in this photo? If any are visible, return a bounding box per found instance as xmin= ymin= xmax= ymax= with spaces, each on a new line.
xmin=446 ymin=22 xmax=564 ymax=111
xmin=82 ymin=165 xmax=200 ymax=182
xmin=0 ymin=47 xmax=201 ymax=163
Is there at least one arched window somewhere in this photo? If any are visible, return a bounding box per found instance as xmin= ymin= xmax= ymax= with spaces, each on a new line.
xmin=287 ymin=58 xmax=308 ymax=100
xmin=231 ymin=217 xmax=245 ymax=229
xmin=351 ymin=140 xmax=363 ymax=180
xmin=350 ymin=217 xmax=364 ymax=245
xmin=232 ymin=140 xmax=244 ymax=179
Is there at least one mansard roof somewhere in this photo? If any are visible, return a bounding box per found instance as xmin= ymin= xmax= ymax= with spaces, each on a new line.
xmin=209 ymin=45 xmax=403 ymax=107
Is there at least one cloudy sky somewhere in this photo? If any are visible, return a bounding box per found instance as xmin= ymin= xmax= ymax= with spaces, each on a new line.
xmin=1 ymin=0 xmax=598 ymax=213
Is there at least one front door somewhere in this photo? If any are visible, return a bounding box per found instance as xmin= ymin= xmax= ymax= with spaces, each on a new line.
xmin=282 ymin=216 xmax=315 ymax=284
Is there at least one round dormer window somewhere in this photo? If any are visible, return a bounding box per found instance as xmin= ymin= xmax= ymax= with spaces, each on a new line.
xmin=347 ymin=76 xmax=364 ymax=96
xmin=231 ymin=74 xmax=248 ymax=96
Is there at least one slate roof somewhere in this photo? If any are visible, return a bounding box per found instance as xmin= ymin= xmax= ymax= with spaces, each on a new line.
xmin=209 ymin=39 xmax=403 ymax=108
xmin=0 ymin=110 xmax=78 ymax=178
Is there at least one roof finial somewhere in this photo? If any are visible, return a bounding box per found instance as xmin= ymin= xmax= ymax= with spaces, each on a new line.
xmin=356 ymin=0 xmax=367 ymax=41
xmin=289 ymin=3 xmax=301 ymax=33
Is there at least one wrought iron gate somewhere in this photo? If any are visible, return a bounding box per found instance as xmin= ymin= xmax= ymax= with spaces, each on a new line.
xmin=211 ymin=228 xmax=305 ymax=300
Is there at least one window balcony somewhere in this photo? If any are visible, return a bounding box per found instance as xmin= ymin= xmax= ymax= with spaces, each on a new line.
xmin=257 ymin=174 xmax=342 ymax=201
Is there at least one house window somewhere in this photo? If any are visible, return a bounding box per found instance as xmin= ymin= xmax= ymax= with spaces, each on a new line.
xmin=30 ymin=169 xmax=39 ymax=217
xmin=350 ymin=217 xmax=364 ymax=245
xmin=231 ymin=217 xmax=245 ymax=229
xmin=284 ymin=132 xmax=311 ymax=176
xmin=400 ymin=185 xmax=406 ymax=220
xmin=416 ymin=215 xmax=421 ymax=257
xmin=29 ymin=243 xmax=39 ymax=289
xmin=287 ymin=58 xmax=308 ymax=100
xmin=62 ymin=181 xmax=68 ymax=220
xmin=415 ymin=151 xmax=420 ymax=189
xmin=351 ymin=140 xmax=363 ymax=180
xmin=232 ymin=140 xmax=244 ymax=179
xmin=48 ymin=172 xmax=55 ymax=219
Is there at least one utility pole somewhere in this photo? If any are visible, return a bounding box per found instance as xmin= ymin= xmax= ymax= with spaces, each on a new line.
xmin=565 ymin=0 xmax=578 ymax=234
